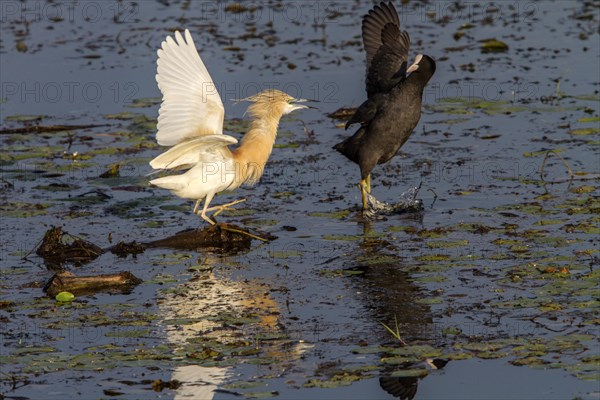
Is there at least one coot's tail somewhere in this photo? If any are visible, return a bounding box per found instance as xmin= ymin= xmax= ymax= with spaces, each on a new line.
xmin=333 ymin=126 xmax=365 ymax=164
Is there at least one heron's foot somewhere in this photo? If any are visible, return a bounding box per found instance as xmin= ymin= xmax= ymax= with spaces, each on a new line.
xmin=210 ymin=198 xmax=246 ymax=218
xmin=196 ymin=198 xmax=247 ymax=224
xmin=198 ymin=212 xmax=217 ymax=225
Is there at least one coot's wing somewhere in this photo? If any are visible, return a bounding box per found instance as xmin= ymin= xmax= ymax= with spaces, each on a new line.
xmin=379 ymin=376 xmax=418 ymax=400
xmin=362 ymin=1 xmax=410 ymax=97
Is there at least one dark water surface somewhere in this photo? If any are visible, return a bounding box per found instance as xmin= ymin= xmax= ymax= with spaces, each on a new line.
xmin=1 ymin=1 xmax=598 ymax=399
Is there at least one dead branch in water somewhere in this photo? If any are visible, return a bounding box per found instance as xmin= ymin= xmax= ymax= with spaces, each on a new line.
xmin=44 ymin=271 xmax=143 ymax=297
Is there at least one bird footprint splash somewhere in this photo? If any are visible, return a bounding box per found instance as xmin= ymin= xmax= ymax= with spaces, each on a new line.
xmin=363 ymin=186 xmax=424 ymax=219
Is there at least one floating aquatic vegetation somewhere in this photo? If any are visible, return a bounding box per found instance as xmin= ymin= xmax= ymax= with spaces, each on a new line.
xmin=55 ymin=291 xmax=75 ymax=302
xmin=480 ymin=38 xmax=509 ymax=53
xmin=0 ymin=201 xmax=50 ymax=217
xmin=308 ymin=210 xmax=351 ymax=219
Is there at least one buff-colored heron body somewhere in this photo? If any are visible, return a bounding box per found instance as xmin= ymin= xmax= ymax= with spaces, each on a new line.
xmin=149 ymin=30 xmax=310 ymax=224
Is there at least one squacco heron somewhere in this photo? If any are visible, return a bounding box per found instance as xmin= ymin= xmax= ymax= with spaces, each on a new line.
xmin=149 ymin=30 xmax=312 ymax=224
xmin=334 ymin=1 xmax=436 ymax=211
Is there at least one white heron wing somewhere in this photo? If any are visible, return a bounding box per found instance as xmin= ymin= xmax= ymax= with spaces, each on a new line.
xmin=149 ymin=135 xmax=238 ymax=170
xmin=155 ymin=29 xmax=224 ymax=146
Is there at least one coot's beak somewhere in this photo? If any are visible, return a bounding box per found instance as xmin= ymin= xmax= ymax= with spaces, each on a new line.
xmin=407 ymin=54 xmax=423 ymax=73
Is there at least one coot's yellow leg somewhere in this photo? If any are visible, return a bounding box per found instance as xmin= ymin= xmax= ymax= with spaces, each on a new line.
xmin=360 ymin=179 xmax=369 ymax=210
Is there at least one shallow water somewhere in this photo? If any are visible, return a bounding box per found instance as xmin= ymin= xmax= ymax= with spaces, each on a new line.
xmin=1 ymin=1 xmax=599 ymax=399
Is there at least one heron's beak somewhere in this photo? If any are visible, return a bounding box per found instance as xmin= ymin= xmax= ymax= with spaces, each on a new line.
xmin=293 ymin=98 xmax=319 ymax=109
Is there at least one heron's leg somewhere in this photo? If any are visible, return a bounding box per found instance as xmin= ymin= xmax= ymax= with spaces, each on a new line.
xmin=192 ymin=199 xmax=202 ymax=214
xmin=205 ymin=198 xmax=246 ymax=218
xmin=366 ymin=174 xmax=371 ymax=193
xmin=360 ymin=179 xmax=369 ymax=210
xmin=197 ymin=193 xmax=217 ymax=225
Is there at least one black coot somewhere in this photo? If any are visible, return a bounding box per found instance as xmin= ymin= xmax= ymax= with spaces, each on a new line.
xmin=334 ymin=1 xmax=436 ymax=211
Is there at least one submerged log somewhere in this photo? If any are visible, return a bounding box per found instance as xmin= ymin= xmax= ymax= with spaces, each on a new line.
xmin=108 ymin=223 xmax=276 ymax=256
xmin=44 ymin=271 xmax=143 ymax=297
xmin=35 ymin=224 xmax=274 ymax=297
xmin=146 ymin=223 xmax=257 ymax=251
xmin=109 ymin=240 xmax=147 ymax=258
xmin=35 ymin=224 xmax=276 ymax=265
xmin=36 ymin=226 xmax=103 ymax=268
